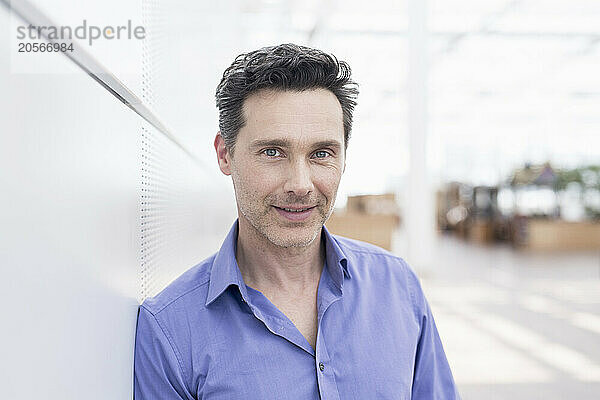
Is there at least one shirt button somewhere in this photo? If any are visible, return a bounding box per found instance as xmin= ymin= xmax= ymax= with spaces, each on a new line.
xmin=319 ymin=362 xmax=325 ymax=371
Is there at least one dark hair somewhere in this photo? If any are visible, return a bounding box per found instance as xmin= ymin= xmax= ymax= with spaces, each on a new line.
xmin=215 ymin=43 xmax=359 ymax=152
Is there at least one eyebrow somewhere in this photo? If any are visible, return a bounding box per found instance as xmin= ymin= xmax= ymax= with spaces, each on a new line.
xmin=249 ymin=139 xmax=342 ymax=151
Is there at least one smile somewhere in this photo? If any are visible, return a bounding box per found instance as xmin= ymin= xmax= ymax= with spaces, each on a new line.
xmin=280 ymin=207 xmax=313 ymax=212
xmin=272 ymin=205 xmax=317 ymax=221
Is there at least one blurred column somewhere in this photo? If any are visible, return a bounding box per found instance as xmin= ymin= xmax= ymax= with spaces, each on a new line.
xmin=406 ymin=0 xmax=434 ymax=273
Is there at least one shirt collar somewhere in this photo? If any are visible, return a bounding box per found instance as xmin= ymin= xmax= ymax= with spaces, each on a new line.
xmin=205 ymin=219 xmax=350 ymax=307
xmin=205 ymin=220 xmax=246 ymax=307
xmin=322 ymin=222 xmax=351 ymax=289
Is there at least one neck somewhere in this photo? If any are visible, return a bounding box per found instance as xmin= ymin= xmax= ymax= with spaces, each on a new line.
xmin=235 ymin=216 xmax=325 ymax=295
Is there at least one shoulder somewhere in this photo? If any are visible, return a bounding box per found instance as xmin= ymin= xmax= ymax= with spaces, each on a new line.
xmin=135 ymin=254 xmax=218 ymax=393
xmin=333 ymin=234 xmax=398 ymax=258
xmin=332 ymin=234 xmax=415 ymax=277
xmin=141 ymin=253 xmax=216 ymax=316
xmin=332 ymin=234 xmax=426 ymax=312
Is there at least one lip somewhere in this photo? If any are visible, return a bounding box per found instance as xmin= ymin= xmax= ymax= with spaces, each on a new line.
xmin=272 ymin=205 xmax=317 ymax=222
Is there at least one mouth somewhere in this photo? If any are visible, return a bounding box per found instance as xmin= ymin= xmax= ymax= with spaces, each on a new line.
xmin=272 ymin=205 xmax=317 ymax=221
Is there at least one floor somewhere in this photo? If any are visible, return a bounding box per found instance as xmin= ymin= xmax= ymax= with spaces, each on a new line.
xmin=396 ymin=232 xmax=600 ymax=399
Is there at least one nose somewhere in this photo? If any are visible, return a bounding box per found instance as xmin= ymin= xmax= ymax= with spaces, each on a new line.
xmin=283 ymin=159 xmax=314 ymax=197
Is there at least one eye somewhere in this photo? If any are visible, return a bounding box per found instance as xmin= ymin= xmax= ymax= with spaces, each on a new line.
xmin=313 ymin=150 xmax=331 ymax=159
xmin=263 ymin=148 xmax=281 ymax=157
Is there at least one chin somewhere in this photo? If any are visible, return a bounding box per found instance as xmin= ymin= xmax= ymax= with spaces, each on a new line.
xmin=240 ymin=205 xmax=327 ymax=248
xmin=264 ymin=225 xmax=321 ymax=248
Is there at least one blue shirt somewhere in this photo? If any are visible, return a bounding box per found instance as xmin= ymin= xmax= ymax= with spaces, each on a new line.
xmin=134 ymin=220 xmax=460 ymax=399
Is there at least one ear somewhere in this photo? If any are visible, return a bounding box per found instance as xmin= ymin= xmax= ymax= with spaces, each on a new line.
xmin=214 ymin=132 xmax=232 ymax=176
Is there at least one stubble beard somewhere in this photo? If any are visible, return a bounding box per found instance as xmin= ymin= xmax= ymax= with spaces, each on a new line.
xmin=235 ymin=186 xmax=336 ymax=249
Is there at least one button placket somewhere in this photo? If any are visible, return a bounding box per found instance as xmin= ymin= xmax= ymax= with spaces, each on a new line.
xmin=314 ymin=310 xmax=341 ymax=400
xmin=315 ymin=330 xmax=331 ymax=374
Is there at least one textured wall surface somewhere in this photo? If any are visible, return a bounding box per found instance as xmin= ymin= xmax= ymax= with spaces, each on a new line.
xmin=0 ymin=1 xmax=235 ymax=398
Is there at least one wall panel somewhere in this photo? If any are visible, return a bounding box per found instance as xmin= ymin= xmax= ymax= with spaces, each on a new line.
xmin=0 ymin=2 xmax=236 ymax=398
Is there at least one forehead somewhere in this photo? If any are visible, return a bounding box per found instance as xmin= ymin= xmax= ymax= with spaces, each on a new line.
xmin=239 ymin=88 xmax=344 ymax=146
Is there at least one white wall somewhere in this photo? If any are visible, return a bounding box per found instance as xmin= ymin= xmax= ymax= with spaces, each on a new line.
xmin=0 ymin=2 xmax=236 ymax=398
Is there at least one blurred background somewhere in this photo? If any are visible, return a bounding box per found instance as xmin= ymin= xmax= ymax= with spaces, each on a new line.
xmin=1 ymin=0 xmax=599 ymax=399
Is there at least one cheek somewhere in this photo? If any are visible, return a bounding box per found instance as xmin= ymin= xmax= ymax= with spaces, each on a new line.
xmin=235 ymin=163 xmax=282 ymax=194
xmin=313 ymin=167 xmax=343 ymax=197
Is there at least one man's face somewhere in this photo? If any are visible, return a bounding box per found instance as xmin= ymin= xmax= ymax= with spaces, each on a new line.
xmin=215 ymin=88 xmax=346 ymax=248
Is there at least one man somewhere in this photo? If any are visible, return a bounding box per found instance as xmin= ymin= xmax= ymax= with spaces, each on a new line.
xmin=134 ymin=43 xmax=460 ymax=399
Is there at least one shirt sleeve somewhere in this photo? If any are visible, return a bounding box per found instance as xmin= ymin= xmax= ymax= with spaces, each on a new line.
xmin=410 ymin=276 xmax=461 ymax=400
xmin=134 ymin=305 xmax=195 ymax=400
